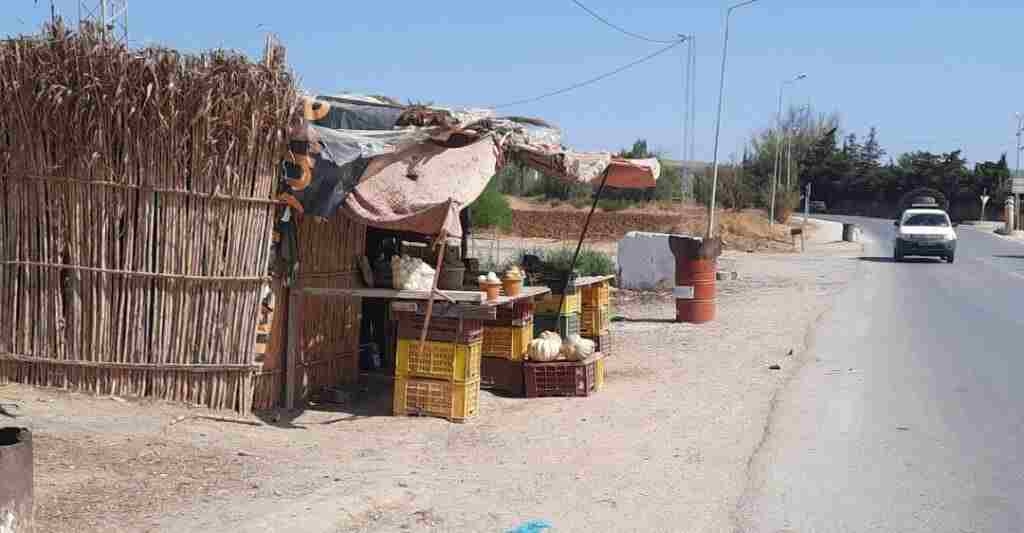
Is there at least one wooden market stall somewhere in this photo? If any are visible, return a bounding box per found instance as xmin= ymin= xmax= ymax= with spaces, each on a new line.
xmin=0 ymin=24 xmax=654 ymax=416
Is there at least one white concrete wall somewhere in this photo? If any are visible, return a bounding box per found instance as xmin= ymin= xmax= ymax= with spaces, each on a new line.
xmin=617 ymin=231 xmax=680 ymax=290
xmin=792 ymin=216 xmax=844 ymax=244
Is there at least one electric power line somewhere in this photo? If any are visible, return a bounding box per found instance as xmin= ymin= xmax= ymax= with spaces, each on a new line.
xmin=493 ymin=38 xmax=686 ymax=109
xmin=569 ymin=0 xmax=681 ymax=44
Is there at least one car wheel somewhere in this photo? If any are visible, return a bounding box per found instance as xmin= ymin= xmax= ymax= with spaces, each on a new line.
xmin=946 ymin=254 xmax=955 ymax=264
xmin=893 ymin=245 xmax=902 ymax=262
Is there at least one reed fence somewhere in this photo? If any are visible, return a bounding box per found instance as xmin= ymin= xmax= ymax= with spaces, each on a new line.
xmin=0 ymin=22 xmax=297 ymax=412
xmin=287 ymin=214 xmax=366 ymax=402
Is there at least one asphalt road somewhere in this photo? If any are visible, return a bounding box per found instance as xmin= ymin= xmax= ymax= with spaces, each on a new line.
xmin=740 ymin=216 xmax=1024 ymax=533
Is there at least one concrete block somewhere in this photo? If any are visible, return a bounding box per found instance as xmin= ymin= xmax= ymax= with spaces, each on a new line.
xmin=617 ymin=231 xmax=688 ymax=290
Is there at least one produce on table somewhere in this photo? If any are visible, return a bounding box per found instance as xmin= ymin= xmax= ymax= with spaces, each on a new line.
xmin=527 ymin=331 xmax=562 ymax=361
xmin=391 ymin=255 xmax=436 ymax=291
xmin=560 ymin=335 xmax=595 ymax=361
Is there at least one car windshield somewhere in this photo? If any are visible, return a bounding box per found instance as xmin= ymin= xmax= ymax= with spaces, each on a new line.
xmin=903 ymin=213 xmax=949 ymax=227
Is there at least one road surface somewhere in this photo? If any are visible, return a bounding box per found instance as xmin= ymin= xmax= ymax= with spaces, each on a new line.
xmin=740 ymin=216 xmax=1024 ymax=533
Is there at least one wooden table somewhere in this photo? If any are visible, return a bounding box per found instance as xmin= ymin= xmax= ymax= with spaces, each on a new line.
xmin=285 ymin=284 xmax=550 ymax=408
xmin=573 ymin=275 xmax=615 ymax=288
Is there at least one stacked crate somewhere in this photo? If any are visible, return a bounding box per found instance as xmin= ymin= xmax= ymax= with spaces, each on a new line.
xmin=480 ymin=300 xmax=533 ymax=396
xmin=524 ymin=352 xmax=605 ymax=397
xmin=580 ymin=279 xmax=612 ymax=356
xmin=523 ymin=281 xmax=606 ymax=398
xmin=392 ymin=312 xmax=483 ymax=422
xmin=533 ymin=288 xmax=581 ymax=340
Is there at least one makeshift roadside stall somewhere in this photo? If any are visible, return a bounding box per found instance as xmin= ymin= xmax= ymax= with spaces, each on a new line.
xmin=0 ymin=25 xmax=659 ymax=416
xmin=270 ymin=94 xmax=661 ymax=420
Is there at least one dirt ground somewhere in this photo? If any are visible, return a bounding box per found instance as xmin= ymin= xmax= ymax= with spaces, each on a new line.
xmin=2 ymin=239 xmax=862 ymax=533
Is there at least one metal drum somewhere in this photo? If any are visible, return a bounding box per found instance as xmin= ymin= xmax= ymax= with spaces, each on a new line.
xmin=842 ymin=223 xmax=861 ymax=242
xmin=0 ymin=427 xmax=33 ymax=532
xmin=669 ymin=236 xmax=722 ymax=324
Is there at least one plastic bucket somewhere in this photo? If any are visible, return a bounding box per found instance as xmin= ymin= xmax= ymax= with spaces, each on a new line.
xmin=438 ymin=266 xmax=466 ymax=290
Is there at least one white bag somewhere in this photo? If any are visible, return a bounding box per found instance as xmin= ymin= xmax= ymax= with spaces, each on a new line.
xmin=391 ymin=255 xmax=436 ymax=291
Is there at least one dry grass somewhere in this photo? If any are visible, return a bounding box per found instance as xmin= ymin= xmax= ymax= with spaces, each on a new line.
xmin=677 ymin=209 xmax=796 ymax=252
xmin=505 ymin=195 xmax=800 ymax=252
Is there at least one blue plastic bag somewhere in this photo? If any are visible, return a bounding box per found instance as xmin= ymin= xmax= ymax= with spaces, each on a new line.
xmin=506 ymin=520 xmax=552 ymax=533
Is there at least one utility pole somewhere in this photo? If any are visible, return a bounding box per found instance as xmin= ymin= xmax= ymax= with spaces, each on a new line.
xmin=804 ymin=182 xmax=811 ymax=220
xmin=1016 ymin=113 xmax=1023 ymax=231
xmin=769 ymin=73 xmax=806 ymax=229
xmin=785 ymin=105 xmax=810 ymax=190
xmin=680 ymin=35 xmax=695 ymax=201
xmin=707 ymin=0 xmax=760 ymax=239
xmin=785 ymin=125 xmax=794 ymax=190
xmin=79 ymin=0 xmax=129 ymax=43
xmin=688 ymin=35 xmax=697 ymax=173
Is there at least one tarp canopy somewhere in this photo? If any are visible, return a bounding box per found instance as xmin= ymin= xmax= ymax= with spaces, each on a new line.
xmin=343 ymin=137 xmax=500 ymax=237
xmin=606 ymin=158 xmax=661 ymax=189
xmin=276 ymin=94 xmax=661 ymax=237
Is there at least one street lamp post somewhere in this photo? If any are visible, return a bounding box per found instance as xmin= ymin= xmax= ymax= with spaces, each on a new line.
xmin=1015 ymin=113 xmax=1023 ymax=230
xmin=1016 ymin=113 xmax=1023 ymax=178
xmin=707 ymin=0 xmax=760 ymax=239
xmin=769 ymin=73 xmax=806 ymax=228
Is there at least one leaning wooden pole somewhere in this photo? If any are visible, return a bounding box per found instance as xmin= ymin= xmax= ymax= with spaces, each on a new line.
xmin=417 ymin=230 xmax=449 ymax=358
xmin=559 ymin=169 xmax=611 ymax=313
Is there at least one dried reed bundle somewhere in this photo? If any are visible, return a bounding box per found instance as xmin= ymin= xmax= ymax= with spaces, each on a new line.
xmin=0 ymin=21 xmax=299 ymax=412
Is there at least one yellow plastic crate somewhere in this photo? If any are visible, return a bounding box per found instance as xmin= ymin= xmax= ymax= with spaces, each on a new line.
xmin=595 ymin=357 xmax=605 ymax=390
xmin=535 ymin=292 xmax=581 ymax=315
xmin=580 ymin=304 xmax=611 ymax=337
xmin=581 ymin=282 xmax=611 ymax=308
xmin=393 ymin=376 xmax=480 ymax=422
xmin=395 ymin=339 xmax=481 ymax=382
xmin=482 ymin=322 xmax=534 ymax=361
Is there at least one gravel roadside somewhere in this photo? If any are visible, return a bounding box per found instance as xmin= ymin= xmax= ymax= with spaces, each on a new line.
xmin=0 ymin=238 xmax=862 ymax=533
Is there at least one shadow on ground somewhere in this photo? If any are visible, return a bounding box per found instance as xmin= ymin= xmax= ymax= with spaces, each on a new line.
xmin=254 ymin=375 xmax=394 ymax=428
xmin=618 ymin=317 xmax=677 ymax=324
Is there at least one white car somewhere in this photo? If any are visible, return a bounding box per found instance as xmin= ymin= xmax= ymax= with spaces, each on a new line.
xmin=893 ymin=208 xmax=957 ymax=263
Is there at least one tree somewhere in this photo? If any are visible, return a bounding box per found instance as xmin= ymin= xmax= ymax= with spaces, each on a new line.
xmin=894 ymin=150 xmax=969 ymax=217
xmin=842 ymin=133 xmax=861 ymax=161
xmin=799 ymin=126 xmax=844 ymax=208
xmin=469 ymin=176 xmax=512 ymax=230
xmin=619 ymin=139 xmax=652 ymax=159
xmin=861 ymin=127 xmax=885 ymax=165
xmin=973 ymin=154 xmax=1011 ymax=199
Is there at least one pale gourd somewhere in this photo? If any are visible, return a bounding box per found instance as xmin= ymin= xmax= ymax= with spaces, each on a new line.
xmin=527 ymin=331 xmax=562 ymax=362
xmin=560 ymin=335 xmax=595 ymax=361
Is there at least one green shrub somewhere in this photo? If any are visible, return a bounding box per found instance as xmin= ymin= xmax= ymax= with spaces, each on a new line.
xmin=568 ymin=198 xmax=585 ymax=209
xmin=504 ymin=246 xmax=615 ymax=277
xmin=596 ymin=198 xmax=635 ymax=212
xmin=574 ymin=248 xmax=616 ymax=276
xmin=469 ymin=177 xmax=512 ymax=230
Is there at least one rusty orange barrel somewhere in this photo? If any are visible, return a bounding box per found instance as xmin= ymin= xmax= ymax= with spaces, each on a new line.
xmin=669 ymin=236 xmax=722 ymax=324
xmin=1 ymin=427 xmax=33 ymax=532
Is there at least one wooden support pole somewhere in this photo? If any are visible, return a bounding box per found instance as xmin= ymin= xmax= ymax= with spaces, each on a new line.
xmin=417 ymin=233 xmax=448 ymax=358
xmin=285 ymin=284 xmax=302 ymax=410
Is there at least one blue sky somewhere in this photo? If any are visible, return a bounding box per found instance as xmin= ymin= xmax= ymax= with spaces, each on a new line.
xmin=4 ymin=1 xmax=1024 ymax=165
